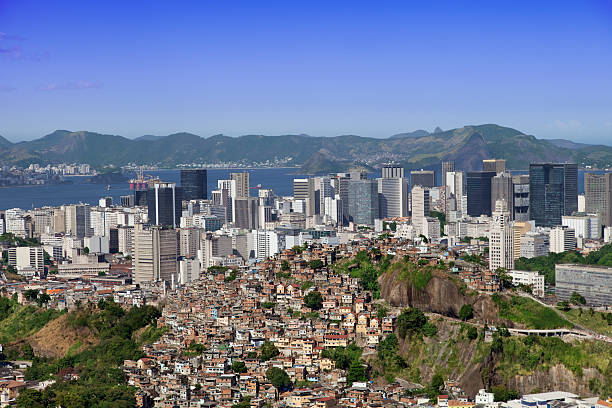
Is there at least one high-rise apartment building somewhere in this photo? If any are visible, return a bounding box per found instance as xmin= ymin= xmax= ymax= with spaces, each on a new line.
xmin=520 ymin=231 xmax=549 ymax=259
xmin=382 ymin=164 xmax=405 ymax=179
xmin=489 ymin=199 xmax=514 ymax=271
xmin=529 ymin=163 xmax=578 ymax=227
xmin=8 ymin=246 xmax=45 ymax=274
xmin=230 ymin=172 xmax=250 ymax=198
xmin=133 ymin=224 xmax=178 ymax=284
xmin=410 ymin=170 xmax=436 ymax=188
xmin=178 ymin=227 xmax=200 ymax=258
xmin=549 ymin=226 xmax=576 ymax=253
xmin=584 ymin=172 xmax=612 ymax=227
xmin=147 ymin=183 xmax=183 ymax=228
xmin=466 ymin=171 xmax=496 ymax=217
xmin=181 ymin=169 xmax=208 ymax=201
xmin=482 ymin=159 xmax=506 ymax=174
xmin=348 ymin=180 xmax=379 ymax=226
xmin=441 ymin=161 xmax=455 ymax=187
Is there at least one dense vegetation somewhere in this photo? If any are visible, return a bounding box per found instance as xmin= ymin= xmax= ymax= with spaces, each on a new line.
xmin=0 ymin=297 xmax=63 ymax=343
xmin=333 ymin=251 xmax=393 ymax=298
xmin=514 ymin=244 xmax=612 ymax=285
xmin=8 ymin=299 xmax=163 ymax=408
xmin=492 ymin=294 xmax=571 ymax=329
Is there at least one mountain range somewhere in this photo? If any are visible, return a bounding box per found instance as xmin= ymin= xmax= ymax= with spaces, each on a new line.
xmin=1 ymin=124 xmax=611 ymax=173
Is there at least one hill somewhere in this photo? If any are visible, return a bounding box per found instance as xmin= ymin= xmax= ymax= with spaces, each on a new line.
xmin=2 ymin=124 xmax=612 ymax=172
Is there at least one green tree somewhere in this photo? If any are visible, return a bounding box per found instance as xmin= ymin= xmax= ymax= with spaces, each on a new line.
xmin=266 ymin=367 xmax=291 ymax=389
xmin=304 ymin=291 xmax=323 ymax=310
xmin=259 ymin=341 xmax=280 ymax=362
xmin=569 ymin=292 xmax=586 ymax=305
xmin=16 ymin=389 xmax=45 ymax=408
xmin=347 ymin=358 xmax=368 ymax=385
xmin=232 ymin=360 xmax=247 ymax=373
xmin=36 ymin=293 xmax=51 ymax=307
xmin=309 ymin=259 xmax=323 ymax=270
xmin=24 ymin=289 xmax=39 ymax=302
xmin=459 ymin=304 xmax=473 ymax=321
xmin=397 ymin=308 xmax=427 ymax=338
xmin=281 ymin=260 xmax=291 ymax=271
xmin=466 ymin=326 xmax=478 ymax=340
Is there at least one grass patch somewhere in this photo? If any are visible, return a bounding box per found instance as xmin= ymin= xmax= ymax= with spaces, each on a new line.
xmin=562 ymin=309 xmax=612 ymax=337
xmin=492 ymin=294 xmax=572 ymax=330
xmin=0 ymin=304 xmax=64 ymax=343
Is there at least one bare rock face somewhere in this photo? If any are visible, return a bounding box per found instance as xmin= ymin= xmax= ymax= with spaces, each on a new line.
xmin=378 ymin=269 xmax=503 ymax=324
xmin=504 ymin=365 xmax=604 ymax=396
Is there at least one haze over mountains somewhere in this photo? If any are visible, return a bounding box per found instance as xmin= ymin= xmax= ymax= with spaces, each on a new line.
xmin=0 ymin=124 xmax=611 ymax=173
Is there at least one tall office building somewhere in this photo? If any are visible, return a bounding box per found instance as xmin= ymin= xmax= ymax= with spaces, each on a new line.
xmin=133 ymin=224 xmax=178 ymax=284
xmin=348 ymin=180 xmax=379 ymax=225
xmin=378 ymin=177 xmax=409 ymax=218
xmin=233 ymin=197 xmax=259 ymax=230
xmin=411 ymin=186 xmax=430 ymax=234
xmin=483 ymin=159 xmax=506 ymax=174
xmin=512 ymin=175 xmax=530 ymax=221
xmin=489 ymin=199 xmax=514 ymax=271
xmin=410 ymin=170 xmax=436 ymax=188
xmin=178 ymin=227 xmax=200 ymax=258
xmin=294 ymin=178 xmax=316 ymax=216
xmin=230 ymin=172 xmax=250 ymax=198
xmin=584 ymin=172 xmax=612 ymax=227
xmin=314 ymin=176 xmax=334 ymax=216
xmin=332 ymin=174 xmax=350 ymax=225
xmin=466 ymin=171 xmax=496 ymax=217
xmin=491 ymin=173 xmax=514 ymax=218
xmin=382 ymin=164 xmax=405 ymax=179
xmin=181 ymin=169 xmax=208 ymax=201
xmin=65 ymin=204 xmax=92 ymax=238
xmin=441 ymin=161 xmax=455 ymax=187
xmin=147 ymin=183 xmax=184 ymax=228
xmin=445 ymin=171 xmax=465 ymax=216
xmin=529 ymin=163 xmax=578 ymax=227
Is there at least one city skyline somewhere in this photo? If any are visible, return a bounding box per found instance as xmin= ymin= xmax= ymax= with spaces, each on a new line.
xmin=1 ymin=1 xmax=611 ymax=143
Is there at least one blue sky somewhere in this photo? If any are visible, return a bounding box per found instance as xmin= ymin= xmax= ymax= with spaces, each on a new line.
xmin=0 ymin=0 xmax=611 ymax=143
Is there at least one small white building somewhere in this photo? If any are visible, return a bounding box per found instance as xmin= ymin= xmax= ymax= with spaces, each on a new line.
xmin=475 ymin=389 xmax=495 ymax=405
xmin=509 ymin=270 xmax=545 ymax=297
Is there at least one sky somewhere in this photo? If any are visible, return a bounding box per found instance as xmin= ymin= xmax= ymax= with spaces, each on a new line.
xmin=0 ymin=0 xmax=611 ymax=143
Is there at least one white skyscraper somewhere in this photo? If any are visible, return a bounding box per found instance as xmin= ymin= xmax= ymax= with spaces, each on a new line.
xmin=489 ymin=199 xmax=514 ymax=271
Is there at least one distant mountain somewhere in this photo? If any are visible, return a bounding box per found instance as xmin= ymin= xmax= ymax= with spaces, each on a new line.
xmin=545 ymin=139 xmax=591 ymax=150
xmin=1 ymin=124 xmax=611 ymax=172
xmin=389 ymin=129 xmax=430 ymax=139
xmin=0 ymin=134 xmax=12 ymax=148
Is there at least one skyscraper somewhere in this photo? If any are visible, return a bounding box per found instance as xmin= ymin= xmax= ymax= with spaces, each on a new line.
xmin=512 ymin=175 xmax=530 ymax=221
xmin=294 ymin=178 xmax=316 ymax=216
xmin=410 ymin=170 xmax=436 ymax=188
xmin=133 ymin=224 xmax=178 ymax=284
xmin=584 ymin=172 xmax=612 ymax=227
xmin=181 ymin=169 xmax=208 ymax=201
xmin=483 ymin=159 xmax=506 ymax=174
xmin=348 ymin=180 xmax=379 ymax=225
xmin=445 ymin=171 xmax=465 ymax=215
xmin=489 ymin=199 xmax=514 ymax=271
xmin=411 ymin=186 xmax=430 ymax=234
xmin=147 ymin=183 xmax=183 ymax=228
xmin=231 ymin=172 xmax=250 ymax=198
xmin=491 ymin=173 xmax=514 ymax=218
xmin=441 ymin=161 xmax=455 ymax=187
xmin=378 ymin=177 xmax=409 ymax=218
xmin=382 ymin=164 xmax=405 ymax=179
xmin=65 ymin=204 xmax=92 ymax=238
xmin=233 ymin=197 xmax=259 ymax=230
xmin=529 ymin=163 xmax=578 ymax=227
xmin=466 ymin=171 xmax=496 ymax=217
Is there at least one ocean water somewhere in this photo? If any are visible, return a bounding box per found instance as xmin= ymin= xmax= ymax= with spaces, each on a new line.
xmin=0 ymin=168 xmax=604 ymax=211
xmin=0 ymin=168 xmax=307 ymax=210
